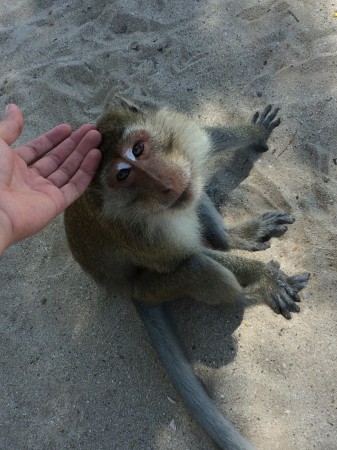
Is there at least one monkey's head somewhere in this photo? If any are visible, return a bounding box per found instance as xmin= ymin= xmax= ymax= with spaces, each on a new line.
xmin=95 ymin=96 xmax=211 ymax=220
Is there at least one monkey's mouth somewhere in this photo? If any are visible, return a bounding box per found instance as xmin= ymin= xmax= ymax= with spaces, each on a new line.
xmin=171 ymin=182 xmax=193 ymax=209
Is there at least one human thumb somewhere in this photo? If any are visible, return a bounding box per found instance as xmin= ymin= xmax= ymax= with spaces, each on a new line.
xmin=0 ymin=104 xmax=24 ymax=145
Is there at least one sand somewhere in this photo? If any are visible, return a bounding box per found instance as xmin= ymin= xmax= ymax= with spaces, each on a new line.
xmin=0 ymin=1 xmax=336 ymax=449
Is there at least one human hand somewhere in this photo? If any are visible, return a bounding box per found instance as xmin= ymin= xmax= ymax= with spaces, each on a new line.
xmin=0 ymin=104 xmax=102 ymax=254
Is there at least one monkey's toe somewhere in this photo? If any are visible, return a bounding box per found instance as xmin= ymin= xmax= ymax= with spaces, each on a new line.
xmin=264 ymin=262 xmax=310 ymax=319
xmin=269 ymin=291 xmax=301 ymax=319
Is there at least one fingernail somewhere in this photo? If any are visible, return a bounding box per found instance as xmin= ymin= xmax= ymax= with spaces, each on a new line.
xmin=5 ymin=104 xmax=14 ymax=115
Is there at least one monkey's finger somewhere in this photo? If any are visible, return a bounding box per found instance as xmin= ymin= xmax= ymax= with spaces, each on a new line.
xmin=260 ymin=104 xmax=272 ymax=121
xmin=264 ymin=107 xmax=280 ymax=126
xmin=0 ymin=104 xmax=24 ymax=145
xmin=261 ymin=211 xmax=295 ymax=225
xmin=251 ymin=111 xmax=259 ymax=124
xmin=59 ymin=148 xmax=102 ymax=207
xmin=46 ymin=129 xmax=102 ymax=187
xmin=257 ymin=141 xmax=269 ymax=152
xmin=269 ymin=117 xmax=281 ymax=129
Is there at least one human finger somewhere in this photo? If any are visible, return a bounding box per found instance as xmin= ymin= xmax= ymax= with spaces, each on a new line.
xmin=59 ymin=148 xmax=102 ymax=208
xmin=0 ymin=104 xmax=24 ymax=145
xmin=29 ymin=125 xmax=99 ymax=177
xmin=14 ymin=124 xmax=72 ymax=164
xmin=46 ymin=129 xmax=101 ymax=187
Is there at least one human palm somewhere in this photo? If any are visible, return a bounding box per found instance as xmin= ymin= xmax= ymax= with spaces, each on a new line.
xmin=0 ymin=104 xmax=101 ymax=252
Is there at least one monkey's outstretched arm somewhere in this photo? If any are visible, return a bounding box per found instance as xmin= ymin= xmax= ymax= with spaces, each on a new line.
xmin=198 ymin=192 xmax=297 ymax=252
xmin=197 ymin=192 xmax=230 ymax=250
xmin=226 ymin=211 xmax=296 ymax=251
xmin=205 ymin=105 xmax=280 ymax=153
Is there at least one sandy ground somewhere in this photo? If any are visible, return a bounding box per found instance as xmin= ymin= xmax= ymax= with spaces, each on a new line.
xmin=0 ymin=1 xmax=336 ymax=449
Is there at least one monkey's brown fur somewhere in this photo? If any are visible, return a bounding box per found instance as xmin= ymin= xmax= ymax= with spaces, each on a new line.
xmin=64 ymin=97 xmax=309 ymax=449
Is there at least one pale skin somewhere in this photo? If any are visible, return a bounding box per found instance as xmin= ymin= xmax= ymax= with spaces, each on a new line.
xmin=0 ymin=104 xmax=102 ymax=255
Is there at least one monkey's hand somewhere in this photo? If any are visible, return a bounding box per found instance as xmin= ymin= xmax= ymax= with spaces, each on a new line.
xmin=244 ymin=261 xmax=311 ymax=319
xmin=228 ymin=211 xmax=295 ymax=251
xmin=251 ymin=105 xmax=280 ymax=152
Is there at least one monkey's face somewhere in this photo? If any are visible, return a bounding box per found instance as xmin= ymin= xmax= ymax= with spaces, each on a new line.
xmin=100 ymin=127 xmax=196 ymax=213
xmin=96 ymin=100 xmax=211 ymax=219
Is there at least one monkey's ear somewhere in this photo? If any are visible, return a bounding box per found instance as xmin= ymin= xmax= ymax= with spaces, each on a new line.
xmin=101 ymin=91 xmax=151 ymax=120
xmin=113 ymin=94 xmax=141 ymax=113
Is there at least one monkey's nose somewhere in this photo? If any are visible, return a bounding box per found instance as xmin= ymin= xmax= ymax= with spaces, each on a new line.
xmin=157 ymin=179 xmax=179 ymax=197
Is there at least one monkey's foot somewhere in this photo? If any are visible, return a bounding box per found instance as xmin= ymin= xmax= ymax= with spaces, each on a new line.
xmin=228 ymin=211 xmax=295 ymax=251
xmin=251 ymin=105 xmax=281 ymax=152
xmin=245 ymin=261 xmax=311 ymax=320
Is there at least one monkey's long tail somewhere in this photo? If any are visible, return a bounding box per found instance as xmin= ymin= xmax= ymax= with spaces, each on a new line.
xmin=134 ymin=303 xmax=255 ymax=450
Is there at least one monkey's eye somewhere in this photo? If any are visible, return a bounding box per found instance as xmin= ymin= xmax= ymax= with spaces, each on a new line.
xmin=116 ymin=168 xmax=131 ymax=181
xmin=132 ymin=141 xmax=144 ymax=157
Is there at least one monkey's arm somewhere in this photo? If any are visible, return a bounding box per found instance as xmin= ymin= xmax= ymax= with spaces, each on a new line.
xmin=205 ymin=105 xmax=280 ymax=153
xmin=226 ymin=211 xmax=296 ymax=251
xmin=197 ymin=192 xmax=230 ymax=250
xmin=198 ymin=192 xmax=297 ymax=252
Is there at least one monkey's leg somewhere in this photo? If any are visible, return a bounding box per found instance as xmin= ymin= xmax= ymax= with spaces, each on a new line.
xmin=206 ymin=105 xmax=280 ymax=153
xmin=132 ymin=253 xmax=244 ymax=307
xmin=204 ymin=249 xmax=310 ymax=320
xmin=227 ymin=211 xmax=295 ymax=251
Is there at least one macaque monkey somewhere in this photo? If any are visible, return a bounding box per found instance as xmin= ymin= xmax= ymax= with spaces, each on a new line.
xmin=64 ymin=96 xmax=310 ymax=450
